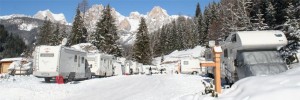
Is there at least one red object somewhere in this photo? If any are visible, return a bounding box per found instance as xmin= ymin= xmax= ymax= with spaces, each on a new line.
xmin=55 ymin=76 xmax=64 ymax=84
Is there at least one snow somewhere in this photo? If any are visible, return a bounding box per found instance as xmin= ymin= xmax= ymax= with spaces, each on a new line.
xmin=213 ymin=46 xmax=222 ymax=53
xmin=71 ymin=43 xmax=99 ymax=53
xmin=33 ymin=9 xmax=67 ymax=24
xmin=18 ymin=23 xmax=38 ymax=31
xmin=0 ymin=75 xmax=207 ymax=100
xmin=0 ymin=57 xmax=26 ymax=62
xmin=0 ymin=14 xmax=30 ymax=20
xmin=154 ymin=46 xmax=206 ymax=65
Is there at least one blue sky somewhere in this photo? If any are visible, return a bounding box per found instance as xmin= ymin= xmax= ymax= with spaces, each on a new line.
xmin=0 ymin=0 xmax=219 ymax=23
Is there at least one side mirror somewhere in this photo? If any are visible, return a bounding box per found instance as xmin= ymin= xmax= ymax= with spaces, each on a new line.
xmin=89 ymin=64 xmax=92 ymax=68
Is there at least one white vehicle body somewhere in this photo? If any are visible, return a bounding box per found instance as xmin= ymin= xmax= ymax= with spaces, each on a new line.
xmin=220 ymin=30 xmax=288 ymax=83
xmin=33 ymin=45 xmax=89 ymax=80
xmin=113 ymin=62 xmax=122 ymax=76
xmin=138 ymin=63 xmax=144 ymax=74
xmin=131 ymin=61 xmax=140 ymax=74
xmin=86 ymin=53 xmax=114 ymax=77
xmin=179 ymin=59 xmax=203 ymax=75
xmin=124 ymin=60 xmax=132 ymax=75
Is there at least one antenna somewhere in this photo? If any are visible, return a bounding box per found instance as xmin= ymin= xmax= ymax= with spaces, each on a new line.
xmin=61 ymin=38 xmax=67 ymax=46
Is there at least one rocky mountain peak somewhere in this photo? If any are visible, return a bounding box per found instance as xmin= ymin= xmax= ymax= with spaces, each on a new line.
xmin=33 ymin=9 xmax=67 ymax=24
xmin=148 ymin=6 xmax=169 ymax=19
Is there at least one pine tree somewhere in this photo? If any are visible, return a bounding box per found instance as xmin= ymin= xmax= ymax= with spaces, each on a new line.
xmin=284 ymin=2 xmax=300 ymax=41
xmin=0 ymin=24 xmax=8 ymax=52
xmin=264 ymin=1 xmax=276 ymax=29
xmin=69 ymin=6 xmax=86 ymax=45
xmin=92 ymin=4 xmax=122 ymax=56
xmin=252 ymin=9 xmax=269 ymax=30
xmin=133 ymin=17 xmax=152 ymax=65
xmin=2 ymin=34 xmax=26 ymax=58
xmin=37 ymin=17 xmax=53 ymax=45
xmin=49 ymin=23 xmax=62 ymax=46
xmin=195 ymin=3 xmax=201 ymax=18
xmin=195 ymin=2 xmax=205 ymax=46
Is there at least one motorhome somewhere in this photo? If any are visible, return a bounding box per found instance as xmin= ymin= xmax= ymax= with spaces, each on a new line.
xmin=219 ymin=30 xmax=288 ymax=83
xmin=86 ymin=53 xmax=115 ymax=77
xmin=33 ymin=45 xmax=91 ymax=82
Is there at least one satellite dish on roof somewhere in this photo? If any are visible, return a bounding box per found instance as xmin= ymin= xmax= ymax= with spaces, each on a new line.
xmin=61 ymin=38 xmax=67 ymax=46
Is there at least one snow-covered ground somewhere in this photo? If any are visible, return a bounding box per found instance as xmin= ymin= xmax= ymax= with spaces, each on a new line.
xmin=0 ymin=75 xmax=207 ymax=100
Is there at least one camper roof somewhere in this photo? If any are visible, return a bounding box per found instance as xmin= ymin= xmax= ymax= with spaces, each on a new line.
xmin=230 ymin=30 xmax=287 ymax=50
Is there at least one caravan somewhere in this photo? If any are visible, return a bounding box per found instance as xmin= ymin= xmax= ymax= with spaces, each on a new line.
xmin=179 ymin=59 xmax=203 ymax=75
xmin=86 ymin=53 xmax=115 ymax=77
xmin=33 ymin=45 xmax=91 ymax=82
xmin=218 ymin=30 xmax=288 ymax=83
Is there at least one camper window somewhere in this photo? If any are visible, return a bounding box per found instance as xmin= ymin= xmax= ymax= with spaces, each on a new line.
xmin=81 ymin=57 xmax=84 ymax=63
xmin=224 ymin=49 xmax=228 ymax=58
xmin=183 ymin=61 xmax=189 ymax=65
xmin=74 ymin=55 xmax=77 ymax=62
xmin=231 ymin=34 xmax=236 ymax=42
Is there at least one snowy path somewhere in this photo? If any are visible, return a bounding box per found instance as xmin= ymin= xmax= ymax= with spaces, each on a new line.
xmin=66 ymin=75 xmax=205 ymax=100
xmin=0 ymin=74 xmax=206 ymax=100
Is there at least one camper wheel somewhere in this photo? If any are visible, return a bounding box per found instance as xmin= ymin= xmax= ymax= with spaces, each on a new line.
xmin=192 ymin=71 xmax=198 ymax=75
xmin=44 ymin=77 xmax=51 ymax=83
xmin=175 ymin=71 xmax=179 ymax=74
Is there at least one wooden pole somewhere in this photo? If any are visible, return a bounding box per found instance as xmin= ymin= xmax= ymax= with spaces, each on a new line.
xmin=200 ymin=46 xmax=222 ymax=93
xmin=214 ymin=52 xmax=221 ymax=93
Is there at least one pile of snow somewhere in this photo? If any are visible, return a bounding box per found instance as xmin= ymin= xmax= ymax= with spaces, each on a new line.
xmin=154 ymin=46 xmax=206 ymax=65
xmin=179 ymin=64 xmax=300 ymax=100
xmin=71 ymin=43 xmax=99 ymax=53
xmin=216 ymin=66 xmax=300 ymax=100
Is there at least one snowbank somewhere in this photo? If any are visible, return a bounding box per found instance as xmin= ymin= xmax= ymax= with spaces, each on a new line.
xmin=217 ymin=66 xmax=300 ymax=100
xmin=179 ymin=65 xmax=300 ymax=100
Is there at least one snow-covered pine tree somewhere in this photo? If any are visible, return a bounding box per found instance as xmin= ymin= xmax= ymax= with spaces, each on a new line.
xmin=2 ymin=34 xmax=26 ymax=58
xmin=264 ymin=1 xmax=276 ymax=29
xmin=49 ymin=23 xmax=62 ymax=46
xmin=252 ymin=9 xmax=269 ymax=30
xmin=284 ymin=2 xmax=300 ymax=41
xmin=92 ymin=4 xmax=122 ymax=56
xmin=195 ymin=2 xmax=205 ymax=46
xmin=133 ymin=17 xmax=152 ymax=65
xmin=176 ymin=16 xmax=186 ymax=50
xmin=69 ymin=6 xmax=86 ymax=45
xmin=37 ymin=17 xmax=53 ymax=45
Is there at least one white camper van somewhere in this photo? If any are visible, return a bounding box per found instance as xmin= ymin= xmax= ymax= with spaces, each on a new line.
xmin=86 ymin=53 xmax=114 ymax=77
xmin=124 ymin=60 xmax=132 ymax=75
xmin=179 ymin=59 xmax=203 ymax=75
xmin=33 ymin=45 xmax=91 ymax=82
xmin=219 ymin=30 xmax=288 ymax=83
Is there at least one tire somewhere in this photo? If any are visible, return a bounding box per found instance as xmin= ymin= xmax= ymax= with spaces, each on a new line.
xmin=192 ymin=71 xmax=198 ymax=75
xmin=175 ymin=71 xmax=179 ymax=74
xmin=44 ymin=77 xmax=51 ymax=83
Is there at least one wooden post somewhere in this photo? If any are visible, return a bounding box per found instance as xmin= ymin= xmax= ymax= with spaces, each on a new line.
xmin=200 ymin=46 xmax=222 ymax=93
